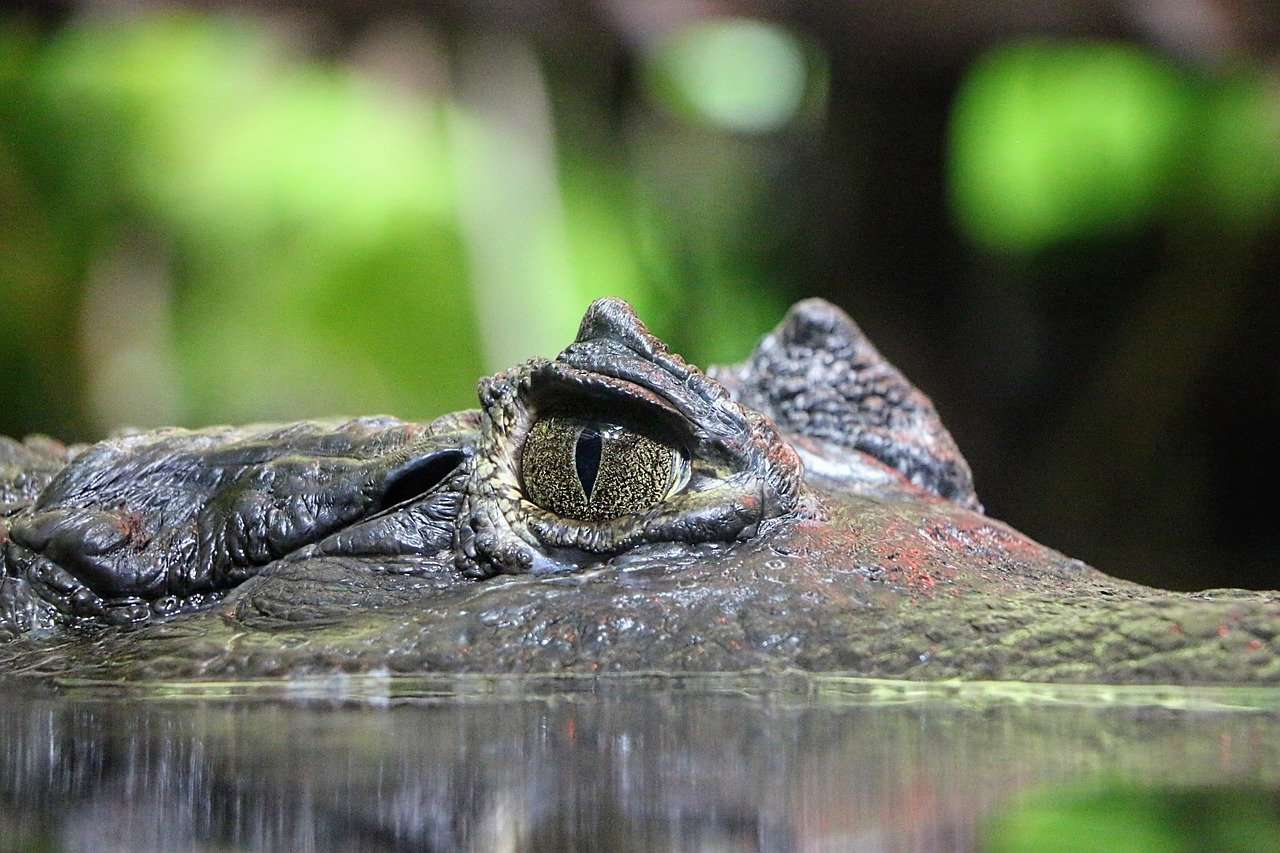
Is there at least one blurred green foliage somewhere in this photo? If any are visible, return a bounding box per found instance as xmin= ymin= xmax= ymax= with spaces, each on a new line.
xmin=984 ymin=785 xmax=1280 ymax=852
xmin=1 ymin=14 xmax=479 ymax=434
xmin=641 ymin=18 xmax=824 ymax=134
xmin=0 ymin=12 xmax=811 ymax=439
xmin=950 ymin=40 xmax=1280 ymax=251
xmin=2 ymin=11 xmax=1277 ymax=448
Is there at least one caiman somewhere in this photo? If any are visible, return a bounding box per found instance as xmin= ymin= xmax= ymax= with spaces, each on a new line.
xmin=1 ymin=298 xmax=1276 ymax=683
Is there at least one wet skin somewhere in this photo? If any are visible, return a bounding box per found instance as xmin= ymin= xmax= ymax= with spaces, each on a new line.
xmin=0 ymin=299 xmax=1276 ymax=684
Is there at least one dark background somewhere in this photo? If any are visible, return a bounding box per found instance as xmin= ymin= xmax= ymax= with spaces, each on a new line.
xmin=2 ymin=1 xmax=1277 ymax=590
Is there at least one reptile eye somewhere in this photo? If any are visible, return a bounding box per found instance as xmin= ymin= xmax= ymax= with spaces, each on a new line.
xmin=521 ymin=417 xmax=687 ymax=521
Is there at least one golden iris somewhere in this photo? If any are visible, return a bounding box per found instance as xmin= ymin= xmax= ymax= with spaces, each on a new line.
xmin=521 ymin=417 xmax=684 ymax=521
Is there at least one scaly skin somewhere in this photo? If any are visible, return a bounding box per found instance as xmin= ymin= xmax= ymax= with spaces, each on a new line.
xmin=0 ymin=298 xmax=1276 ymax=684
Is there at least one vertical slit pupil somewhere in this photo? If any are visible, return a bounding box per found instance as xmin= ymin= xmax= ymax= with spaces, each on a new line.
xmin=575 ymin=427 xmax=603 ymax=500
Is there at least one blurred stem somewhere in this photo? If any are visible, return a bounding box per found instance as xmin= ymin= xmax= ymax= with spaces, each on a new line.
xmin=450 ymin=34 xmax=581 ymax=370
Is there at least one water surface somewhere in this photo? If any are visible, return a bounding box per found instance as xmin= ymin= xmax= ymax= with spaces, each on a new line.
xmin=2 ymin=675 xmax=1278 ymax=851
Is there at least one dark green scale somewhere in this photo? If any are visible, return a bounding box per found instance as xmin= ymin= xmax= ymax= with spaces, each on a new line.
xmin=521 ymin=417 xmax=680 ymax=521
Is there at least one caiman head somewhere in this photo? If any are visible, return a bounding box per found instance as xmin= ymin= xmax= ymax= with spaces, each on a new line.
xmin=2 ymin=298 xmax=1275 ymax=683
xmin=1 ymin=297 xmax=973 ymax=629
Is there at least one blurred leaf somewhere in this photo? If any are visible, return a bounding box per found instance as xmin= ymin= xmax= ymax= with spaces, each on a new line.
xmin=950 ymin=40 xmax=1193 ymax=252
xmin=643 ymin=18 xmax=818 ymax=135
xmin=12 ymin=13 xmax=482 ymax=427
xmin=0 ymin=9 xmax=804 ymax=436
xmin=1196 ymin=74 xmax=1280 ymax=230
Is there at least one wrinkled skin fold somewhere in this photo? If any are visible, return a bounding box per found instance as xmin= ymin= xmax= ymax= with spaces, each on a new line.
xmin=1 ymin=298 xmax=1277 ymax=684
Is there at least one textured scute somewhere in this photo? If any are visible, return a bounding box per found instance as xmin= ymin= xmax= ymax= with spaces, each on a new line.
xmin=1 ymin=416 xmax=469 ymax=627
xmin=1 ymin=489 xmax=1276 ymax=685
xmin=711 ymin=298 xmax=980 ymax=509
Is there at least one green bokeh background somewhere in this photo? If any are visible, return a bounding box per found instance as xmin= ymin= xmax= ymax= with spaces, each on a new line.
xmin=0 ymin=13 xmax=808 ymax=436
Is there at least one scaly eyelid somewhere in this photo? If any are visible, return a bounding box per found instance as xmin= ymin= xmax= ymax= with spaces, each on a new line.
xmin=522 ymin=374 xmax=699 ymax=460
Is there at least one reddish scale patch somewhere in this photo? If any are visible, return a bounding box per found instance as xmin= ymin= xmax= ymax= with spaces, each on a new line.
xmin=776 ymin=519 xmax=890 ymax=605
xmin=114 ymin=510 xmax=151 ymax=552
xmin=866 ymin=516 xmax=957 ymax=596
xmin=923 ymin=516 xmax=1048 ymax=563
xmin=780 ymin=531 xmax=864 ymax=578
xmin=910 ymin=572 xmax=937 ymax=593
xmin=877 ymin=550 xmax=945 ymax=595
xmin=873 ymin=540 xmax=939 ymax=585
xmin=783 ymin=492 xmax=1090 ymax=604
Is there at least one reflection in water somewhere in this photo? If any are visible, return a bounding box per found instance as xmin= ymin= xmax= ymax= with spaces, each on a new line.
xmin=986 ymin=784 xmax=1280 ymax=852
xmin=1 ymin=676 xmax=1278 ymax=852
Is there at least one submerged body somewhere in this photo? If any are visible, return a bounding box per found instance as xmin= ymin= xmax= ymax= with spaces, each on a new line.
xmin=0 ymin=299 xmax=1276 ymax=683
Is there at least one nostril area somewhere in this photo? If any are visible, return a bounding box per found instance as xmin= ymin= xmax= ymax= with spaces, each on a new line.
xmin=377 ymin=450 xmax=466 ymax=512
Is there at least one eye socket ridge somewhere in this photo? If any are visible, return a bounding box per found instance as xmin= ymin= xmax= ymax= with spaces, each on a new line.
xmin=522 ymin=369 xmax=699 ymax=450
xmin=520 ymin=416 xmax=689 ymax=522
